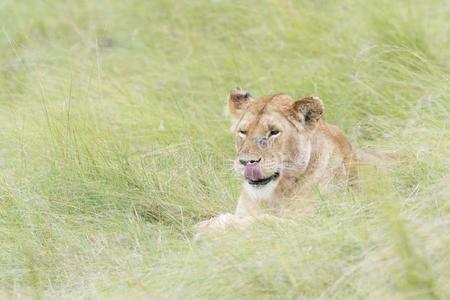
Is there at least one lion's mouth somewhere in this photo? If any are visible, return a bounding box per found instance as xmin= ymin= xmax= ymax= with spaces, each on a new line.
xmin=246 ymin=172 xmax=280 ymax=186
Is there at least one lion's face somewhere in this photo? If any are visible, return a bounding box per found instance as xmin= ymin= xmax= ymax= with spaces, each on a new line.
xmin=227 ymin=88 xmax=324 ymax=191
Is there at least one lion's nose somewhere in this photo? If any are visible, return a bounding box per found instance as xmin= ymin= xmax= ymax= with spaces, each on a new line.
xmin=239 ymin=157 xmax=261 ymax=166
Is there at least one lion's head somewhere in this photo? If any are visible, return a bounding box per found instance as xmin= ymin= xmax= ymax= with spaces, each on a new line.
xmin=227 ymin=88 xmax=324 ymax=192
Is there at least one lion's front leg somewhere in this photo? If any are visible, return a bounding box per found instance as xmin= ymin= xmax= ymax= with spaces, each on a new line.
xmin=195 ymin=213 xmax=253 ymax=234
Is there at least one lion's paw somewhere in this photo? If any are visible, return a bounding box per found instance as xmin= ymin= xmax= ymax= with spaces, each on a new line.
xmin=195 ymin=213 xmax=253 ymax=237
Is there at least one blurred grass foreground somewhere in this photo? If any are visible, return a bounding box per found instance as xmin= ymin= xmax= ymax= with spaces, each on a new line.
xmin=0 ymin=0 xmax=449 ymax=299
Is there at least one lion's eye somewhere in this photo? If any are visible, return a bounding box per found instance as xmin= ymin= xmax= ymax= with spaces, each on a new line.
xmin=269 ymin=130 xmax=280 ymax=137
xmin=238 ymin=130 xmax=247 ymax=137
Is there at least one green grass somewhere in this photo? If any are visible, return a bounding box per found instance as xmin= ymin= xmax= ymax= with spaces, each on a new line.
xmin=1 ymin=0 xmax=449 ymax=298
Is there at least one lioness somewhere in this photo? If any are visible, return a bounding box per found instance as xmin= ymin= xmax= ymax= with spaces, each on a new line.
xmin=196 ymin=88 xmax=357 ymax=232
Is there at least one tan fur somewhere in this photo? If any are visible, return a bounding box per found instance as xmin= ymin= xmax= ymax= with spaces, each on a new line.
xmin=196 ymin=88 xmax=358 ymax=233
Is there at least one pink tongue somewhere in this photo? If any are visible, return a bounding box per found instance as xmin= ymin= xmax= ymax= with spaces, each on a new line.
xmin=244 ymin=164 xmax=263 ymax=180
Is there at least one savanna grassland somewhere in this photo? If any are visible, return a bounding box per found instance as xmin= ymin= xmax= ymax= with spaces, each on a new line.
xmin=0 ymin=0 xmax=449 ymax=299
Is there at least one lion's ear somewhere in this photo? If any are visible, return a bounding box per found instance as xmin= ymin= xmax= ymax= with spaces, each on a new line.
xmin=292 ymin=96 xmax=324 ymax=128
xmin=227 ymin=87 xmax=254 ymax=119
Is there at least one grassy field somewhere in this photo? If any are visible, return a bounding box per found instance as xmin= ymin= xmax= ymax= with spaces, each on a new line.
xmin=1 ymin=0 xmax=449 ymax=298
